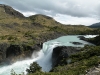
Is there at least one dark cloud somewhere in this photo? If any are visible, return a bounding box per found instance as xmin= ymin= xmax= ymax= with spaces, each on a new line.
xmin=1 ymin=0 xmax=100 ymax=18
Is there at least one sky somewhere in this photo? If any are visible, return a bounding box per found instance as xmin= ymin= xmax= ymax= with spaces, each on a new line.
xmin=0 ymin=0 xmax=100 ymax=26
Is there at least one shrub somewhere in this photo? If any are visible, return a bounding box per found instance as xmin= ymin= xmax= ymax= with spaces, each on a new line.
xmin=26 ymin=62 xmax=42 ymax=74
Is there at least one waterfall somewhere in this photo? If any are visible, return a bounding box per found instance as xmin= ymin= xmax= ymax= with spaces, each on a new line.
xmin=37 ymin=41 xmax=61 ymax=71
xmin=0 ymin=41 xmax=61 ymax=75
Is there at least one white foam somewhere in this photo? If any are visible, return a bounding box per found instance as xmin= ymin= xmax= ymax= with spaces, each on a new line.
xmin=84 ymin=35 xmax=98 ymax=38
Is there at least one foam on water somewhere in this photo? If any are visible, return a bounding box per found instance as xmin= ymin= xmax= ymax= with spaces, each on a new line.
xmin=84 ymin=35 xmax=98 ymax=38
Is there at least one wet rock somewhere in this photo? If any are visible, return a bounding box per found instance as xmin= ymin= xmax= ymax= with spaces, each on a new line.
xmin=6 ymin=45 xmax=22 ymax=58
xmin=0 ymin=43 xmax=42 ymax=64
xmin=78 ymin=36 xmax=88 ymax=41
xmin=52 ymin=46 xmax=81 ymax=67
xmin=70 ymin=42 xmax=83 ymax=45
xmin=36 ymin=42 xmax=43 ymax=49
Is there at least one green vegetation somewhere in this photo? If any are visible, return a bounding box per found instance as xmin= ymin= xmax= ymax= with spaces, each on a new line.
xmin=26 ymin=62 xmax=42 ymax=74
xmin=70 ymin=45 xmax=100 ymax=62
xmin=11 ymin=69 xmax=25 ymax=75
xmin=0 ymin=35 xmax=18 ymax=41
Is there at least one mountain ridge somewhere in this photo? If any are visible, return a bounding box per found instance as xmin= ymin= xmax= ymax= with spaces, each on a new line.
xmin=0 ymin=4 xmax=25 ymax=18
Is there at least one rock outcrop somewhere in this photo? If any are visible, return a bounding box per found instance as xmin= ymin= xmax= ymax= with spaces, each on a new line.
xmin=52 ymin=46 xmax=81 ymax=67
xmin=78 ymin=36 xmax=88 ymax=41
xmin=86 ymin=64 xmax=100 ymax=75
xmin=0 ymin=43 xmax=42 ymax=64
xmin=70 ymin=42 xmax=83 ymax=45
xmin=0 ymin=4 xmax=25 ymax=18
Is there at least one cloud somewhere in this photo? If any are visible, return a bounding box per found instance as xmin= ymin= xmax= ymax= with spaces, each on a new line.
xmin=1 ymin=0 xmax=100 ymax=25
xmin=2 ymin=0 xmax=100 ymax=17
xmin=21 ymin=11 xmax=36 ymax=17
xmin=54 ymin=14 xmax=100 ymax=26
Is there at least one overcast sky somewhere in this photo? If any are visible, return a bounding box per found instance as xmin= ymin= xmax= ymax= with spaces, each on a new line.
xmin=1 ymin=0 xmax=100 ymax=26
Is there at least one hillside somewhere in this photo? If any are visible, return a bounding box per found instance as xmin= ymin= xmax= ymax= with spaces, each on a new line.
xmin=29 ymin=14 xmax=60 ymax=26
xmin=0 ymin=4 xmax=94 ymax=44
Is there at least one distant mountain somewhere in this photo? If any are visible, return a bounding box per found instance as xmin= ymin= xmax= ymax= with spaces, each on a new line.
xmin=89 ymin=22 xmax=100 ymax=28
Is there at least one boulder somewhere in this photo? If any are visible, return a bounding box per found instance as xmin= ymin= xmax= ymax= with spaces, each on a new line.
xmin=78 ymin=36 xmax=88 ymax=41
xmin=70 ymin=42 xmax=83 ymax=45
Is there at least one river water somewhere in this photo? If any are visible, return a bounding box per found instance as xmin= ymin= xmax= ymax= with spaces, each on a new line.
xmin=0 ymin=35 xmax=95 ymax=75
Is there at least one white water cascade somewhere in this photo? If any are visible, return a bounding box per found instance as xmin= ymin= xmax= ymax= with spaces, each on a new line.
xmin=0 ymin=41 xmax=61 ymax=75
xmin=0 ymin=35 xmax=96 ymax=75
